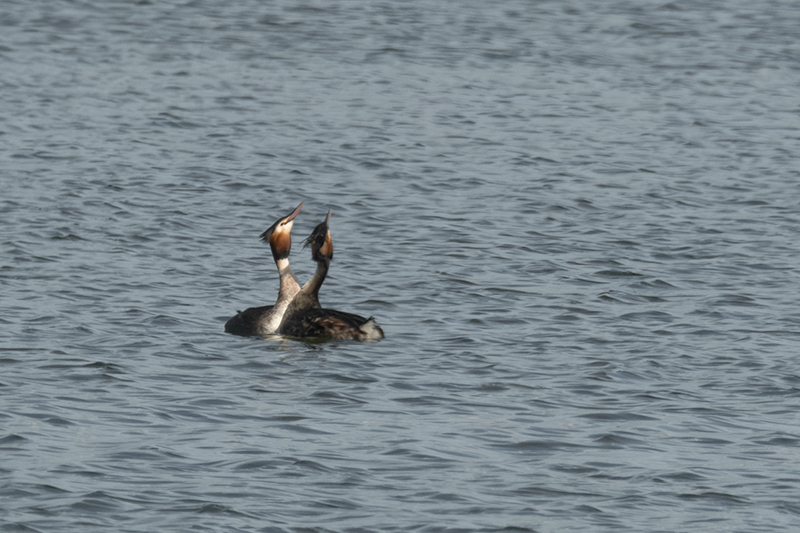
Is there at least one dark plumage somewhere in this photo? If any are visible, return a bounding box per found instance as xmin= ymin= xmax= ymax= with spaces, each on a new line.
xmin=280 ymin=308 xmax=383 ymax=341
xmin=224 ymin=305 xmax=274 ymax=336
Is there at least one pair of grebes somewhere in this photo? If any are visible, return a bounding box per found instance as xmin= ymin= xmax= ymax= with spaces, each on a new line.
xmin=225 ymin=202 xmax=384 ymax=341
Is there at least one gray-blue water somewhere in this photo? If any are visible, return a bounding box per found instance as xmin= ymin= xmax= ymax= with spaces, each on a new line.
xmin=3 ymin=1 xmax=800 ymax=531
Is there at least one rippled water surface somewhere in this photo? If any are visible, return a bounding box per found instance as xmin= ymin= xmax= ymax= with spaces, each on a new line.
xmin=3 ymin=1 xmax=800 ymax=531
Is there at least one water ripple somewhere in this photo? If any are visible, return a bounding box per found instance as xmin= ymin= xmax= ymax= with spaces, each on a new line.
xmin=3 ymin=0 xmax=800 ymax=531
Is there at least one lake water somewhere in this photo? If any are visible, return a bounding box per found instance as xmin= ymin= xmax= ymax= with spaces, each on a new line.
xmin=3 ymin=1 xmax=800 ymax=531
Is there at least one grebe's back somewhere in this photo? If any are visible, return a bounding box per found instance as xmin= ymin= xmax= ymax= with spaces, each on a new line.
xmin=280 ymin=307 xmax=384 ymax=341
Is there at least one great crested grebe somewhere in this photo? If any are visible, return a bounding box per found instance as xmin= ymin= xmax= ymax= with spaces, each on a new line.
xmin=278 ymin=210 xmax=384 ymax=341
xmin=224 ymin=202 xmax=304 ymax=336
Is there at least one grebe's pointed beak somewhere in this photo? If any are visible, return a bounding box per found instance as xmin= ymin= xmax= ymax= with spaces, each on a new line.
xmin=286 ymin=201 xmax=303 ymax=223
xmin=324 ymin=209 xmax=332 ymax=225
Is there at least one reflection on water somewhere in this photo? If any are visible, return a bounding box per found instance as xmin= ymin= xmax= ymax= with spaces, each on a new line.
xmin=2 ymin=0 xmax=800 ymax=531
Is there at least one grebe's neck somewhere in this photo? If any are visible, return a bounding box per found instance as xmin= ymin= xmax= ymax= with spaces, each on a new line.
xmin=255 ymin=258 xmax=301 ymax=335
xmin=275 ymin=258 xmax=300 ymax=303
xmin=300 ymin=257 xmax=329 ymax=307
xmin=282 ymin=257 xmax=329 ymax=319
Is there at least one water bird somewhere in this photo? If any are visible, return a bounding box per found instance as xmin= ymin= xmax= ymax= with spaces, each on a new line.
xmin=224 ymin=202 xmax=304 ymax=336
xmin=278 ymin=210 xmax=384 ymax=341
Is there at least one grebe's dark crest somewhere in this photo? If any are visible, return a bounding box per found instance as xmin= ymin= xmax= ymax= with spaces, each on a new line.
xmin=224 ymin=202 xmax=304 ymax=336
xmin=278 ymin=210 xmax=384 ymax=342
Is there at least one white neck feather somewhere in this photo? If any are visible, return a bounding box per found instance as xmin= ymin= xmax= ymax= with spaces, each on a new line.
xmin=256 ymin=258 xmax=301 ymax=334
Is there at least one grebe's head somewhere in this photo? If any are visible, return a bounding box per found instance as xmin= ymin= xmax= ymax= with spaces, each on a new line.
xmin=304 ymin=209 xmax=333 ymax=264
xmin=259 ymin=202 xmax=303 ymax=262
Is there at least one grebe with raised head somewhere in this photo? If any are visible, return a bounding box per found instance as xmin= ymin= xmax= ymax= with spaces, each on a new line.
xmin=224 ymin=202 xmax=303 ymax=336
xmin=278 ymin=210 xmax=384 ymax=341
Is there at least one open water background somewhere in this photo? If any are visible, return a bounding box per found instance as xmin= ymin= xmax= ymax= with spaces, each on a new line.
xmin=2 ymin=1 xmax=800 ymax=531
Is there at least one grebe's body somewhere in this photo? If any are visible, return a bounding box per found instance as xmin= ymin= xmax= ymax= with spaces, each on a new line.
xmin=225 ymin=202 xmax=303 ymax=336
xmin=280 ymin=307 xmax=384 ymax=341
xmin=278 ymin=210 xmax=384 ymax=341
